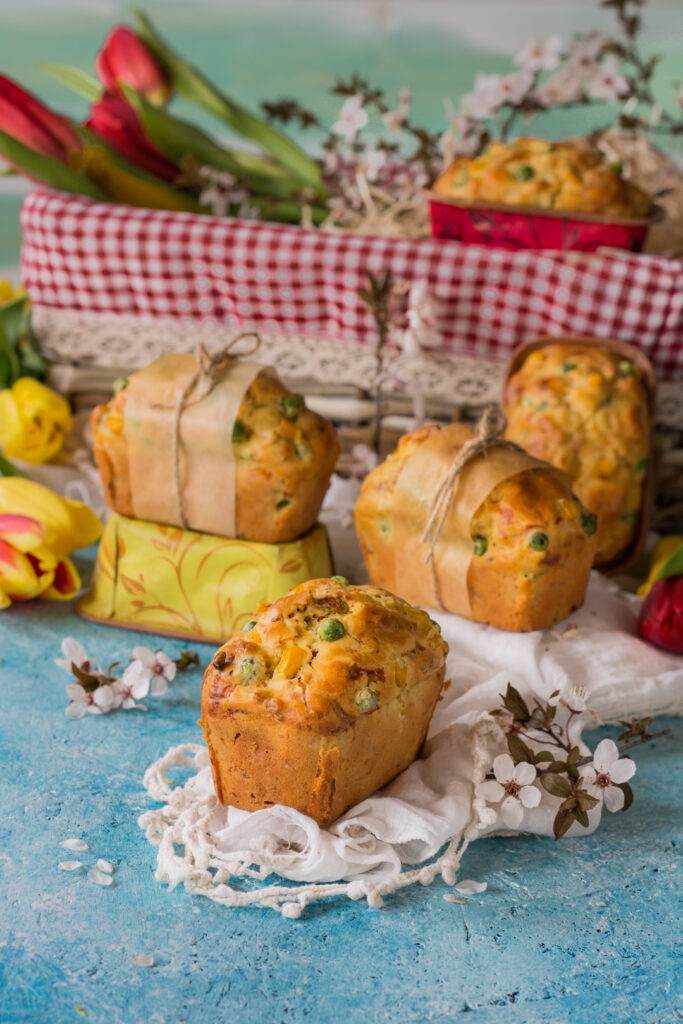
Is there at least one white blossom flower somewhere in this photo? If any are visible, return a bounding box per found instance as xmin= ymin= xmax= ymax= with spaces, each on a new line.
xmin=586 ymin=54 xmax=630 ymax=103
xmin=55 ymin=637 xmax=97 ymax=675
xmin=332 ymin=95 xmax=368 ymax=142
xmin=439 ymin=111 xmax=478 ymax=161
xmin=515 ymin=35 xmax=563 ymax=73
xmin=113 ymin=660 xmax=151 ymax=709
xmin=362 ymin=147 xmax=389 ymax=183
xmin=350 ymin=443 xmax=379 ymax=480
xmin=568 ymin=30 xmax=612 ymax=65
xmin=65 ymin=682 xmax=116 ymax=719
xmin=132 ymin=646 xmax=176 ymax=696
xmin=382 ymin=86 xmax=411 ymax=132
xmin=533 ymin=68 xmax=583 ymax=107
xmin=581 ymin=738 xmax=635 ymax=812
xmin=461 ymin=74 xmax=507 ymax=119
xmin=399 ymin=280 xmax=442 ymax=357
xmin=501 ymin=70 xmax=535 ymax=105
xmin=477 ymin=753 xmax=541 ymax=829
xmin=567 ymin=685 xmax=589 ymax=713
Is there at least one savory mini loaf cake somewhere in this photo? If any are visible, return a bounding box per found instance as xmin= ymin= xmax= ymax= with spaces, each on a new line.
xmin=503 ymin=342 xmax=651 ymax=566
xmin=354 ymin=423 xmax=597 ymax=632
xmin=201 ymin=577 xmax=448 ymax=827
xmin=92 ymin=367 xmax=339 ymax=544
xmin=433 ymin=137 xmax=650 ymax=218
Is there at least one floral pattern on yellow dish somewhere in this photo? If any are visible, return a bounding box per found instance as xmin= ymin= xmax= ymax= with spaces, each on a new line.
xmin=504 ymin=343 xmax=650 ymax=565
xmin=77 ymin=513 xmax=333 ymax=642
xmin=433 ymin=137 xmax=650 ymax=219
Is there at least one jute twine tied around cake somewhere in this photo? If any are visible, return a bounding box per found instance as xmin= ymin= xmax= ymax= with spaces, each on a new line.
xmin=421 ymin=405 xmax=523 ymax=611
xmin=171 ymin=332 xmax=261 ymax=529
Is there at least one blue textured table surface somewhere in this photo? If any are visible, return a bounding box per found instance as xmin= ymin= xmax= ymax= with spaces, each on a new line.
xmin=1 ymin=553 xmax=681 ymax=1024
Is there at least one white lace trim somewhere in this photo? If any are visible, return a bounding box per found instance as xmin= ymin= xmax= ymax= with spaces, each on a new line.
xmin=33 ymin=306 xmax=683 ymax=427
xmin=137 ymin=718 xmax=501 ymax=918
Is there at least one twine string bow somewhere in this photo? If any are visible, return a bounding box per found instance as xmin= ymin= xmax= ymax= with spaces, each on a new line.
xmin=171 ymin=332 xmax=261 ymax=528
xmin=421 ymin=405 xmax=521 ymax=611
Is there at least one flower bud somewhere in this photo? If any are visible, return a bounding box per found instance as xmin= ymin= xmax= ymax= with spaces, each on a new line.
xmin=0 ymin=73 xmax=81 ymax=168
xmin=96 ymin=26 xmax=171 ymax=107
xmin=86 ymin=96 xmax=178 ymax=182
xmin=638 ymin=575 xmax=683 ymax=654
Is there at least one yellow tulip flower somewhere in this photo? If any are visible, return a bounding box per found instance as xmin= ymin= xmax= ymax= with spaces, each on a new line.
xmin=0 ymin=279 xmax=26 ymax=305
xmin=637 ymin=536 xmax=683 ymax=597
xmin=0 ymin=477 xmax=101 ymax=608
xmin=0 ymin=377 xmax=73 ymax=464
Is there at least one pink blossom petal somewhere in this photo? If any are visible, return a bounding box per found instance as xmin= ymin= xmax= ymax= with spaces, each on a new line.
xmin=477 ymin=780 xmax=505 ymax=804
xmin=519 ymin=785 xmax=541 ymax=809
xmin=500 ymin=796 xmax=524 ymax=829
xmin=65 ymin=683 xmax=86 ymax=701
xmin=604 ymin=785 xmax=625 ymax=813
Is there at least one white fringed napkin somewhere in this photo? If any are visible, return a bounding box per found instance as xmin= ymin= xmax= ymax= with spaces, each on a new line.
xmin=139 ymin=557 xmax=683 ymax=915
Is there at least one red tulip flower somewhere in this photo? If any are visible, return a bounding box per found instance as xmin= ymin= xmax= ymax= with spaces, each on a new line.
xmin=86 ymin=96 xmax=178 ymax=181
xmin=638 ymin=575 xmax=683 ymax=655
xmin=0 ymin=73 xmax=81 ymax=166
xmin=96 ymin=26 xmax=171 ymax=107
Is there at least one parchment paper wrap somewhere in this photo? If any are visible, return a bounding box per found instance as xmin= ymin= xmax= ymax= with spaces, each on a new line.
xmin=123 ymin=353 xmax=264 ymax=537
xmin=390 ymin=424 xmax=566 ymax=616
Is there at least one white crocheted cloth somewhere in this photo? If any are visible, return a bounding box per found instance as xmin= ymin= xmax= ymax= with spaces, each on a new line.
xmin=137 ymin=480 xmax=683 ymax=917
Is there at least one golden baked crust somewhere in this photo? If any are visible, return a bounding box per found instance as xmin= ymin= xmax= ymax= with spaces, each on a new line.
xmin=433 ymin=137 xmax=650 ymax=219
xmin=201 ymin=577 xmax=448 ymax=827
xmin=91 ymin=371 xmax=339 ymax=544
xmin=354 ymin=423 xmax=597 ymax=632
xmin=503 ymin=343 xmax=650 ymax=565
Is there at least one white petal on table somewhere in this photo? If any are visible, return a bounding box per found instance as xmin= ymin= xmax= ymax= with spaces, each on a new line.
xmin=96 ymin=859 xmax=115 ymax=874
xmin=87 ymin=868 xmax=113 ymax=887
xmin=131 ymin=954 xmax=155 ymax=968
xmin=58 ymin=861 xmax=83 ymax=871
xmin=454 ymin=879 xmax=488 ymax=895
xmin=61 ymin=838 xmax=89 ymax=851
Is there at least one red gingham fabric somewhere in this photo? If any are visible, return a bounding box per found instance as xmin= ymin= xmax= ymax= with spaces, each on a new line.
xmin=20 ymin=189 xmax=683 ymax=380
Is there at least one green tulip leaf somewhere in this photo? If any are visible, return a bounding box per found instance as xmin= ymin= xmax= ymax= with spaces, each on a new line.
xmin=41 ymin=64 xmax=102 ymax=102
xmin=656 ymin=542 xmax=683 ymax=581
xmin=132 ymin=9 xmax=324 ymax=192
xmin=0 ymin=453 xmax=29 ymax=478
xmin=0 ymin=129 xmax=108 ymax=200
xmin=121 ymin=85 xmax=305 ymax=200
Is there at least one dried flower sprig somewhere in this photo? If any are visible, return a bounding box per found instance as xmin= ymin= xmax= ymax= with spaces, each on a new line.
xmin=357 ymin=268 xmax=395 ymax=457
xmin=441 ymin=0 xmax=683 ymax=159
xmin=484 ymin=683 xmax=671 ymax=839
xmin=55 ymin=637 xmax=199 ymax=718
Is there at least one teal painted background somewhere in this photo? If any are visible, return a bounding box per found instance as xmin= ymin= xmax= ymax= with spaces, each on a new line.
xmin=1 ymin=0 xmax=683 ymax=273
